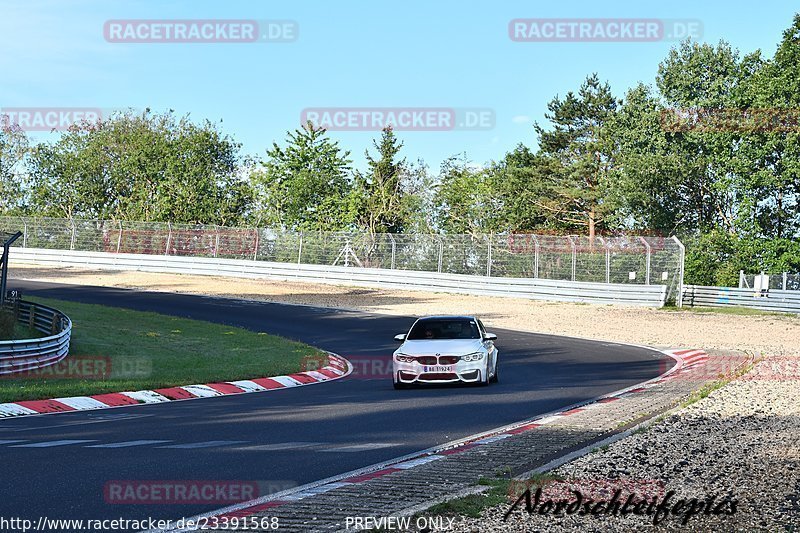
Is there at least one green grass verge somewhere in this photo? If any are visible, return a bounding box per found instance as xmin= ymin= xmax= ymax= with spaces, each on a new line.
xmin=416 ymin=473 xmax=562 ymax=521
xmin=661 ymin=304 xmax=793 ymax=317
xmin=0 ymin=296 xmax=325 ymax=403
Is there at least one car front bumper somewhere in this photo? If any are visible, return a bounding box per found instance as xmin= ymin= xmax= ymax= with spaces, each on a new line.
xmin=393 ymin=360 xmax=486 ymax=384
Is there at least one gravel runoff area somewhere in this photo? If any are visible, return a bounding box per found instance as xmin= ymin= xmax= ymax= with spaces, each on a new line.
xmin=10 ymin=264 xmax=800 ymax=532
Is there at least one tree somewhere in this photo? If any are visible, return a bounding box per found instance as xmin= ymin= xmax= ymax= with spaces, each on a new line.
xmin=26 ymin=109 xmax=250 ymax=224
xmin=0 ymin=124 xmax=29 ymax=213
xmin=533 ymin=74 xmax=620 ymax=240
xmin=250 ymin=121 xmax=352 ymax=231
xmin=433 ymin=154 xmax=497 ymax=235
xmin=655 ymin=39 xmax=747 ymax=233
xmin=604 ymin=83 xmax=690 ymax=233
xmin=349 ymin=127 xmax=410 ymax=235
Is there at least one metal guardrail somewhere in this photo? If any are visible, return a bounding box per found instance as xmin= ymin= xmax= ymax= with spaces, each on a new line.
xmin=14 ymin=248 xmax=669 ymax=307
xmin=0 ymin=300 xmax=72 ymax=375
xmin=683 ymin=285 xmax=800 ymax=314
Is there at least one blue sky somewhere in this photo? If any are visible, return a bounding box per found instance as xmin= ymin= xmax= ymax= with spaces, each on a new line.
xmin=1 ymin=1 xmax=797 ymax=170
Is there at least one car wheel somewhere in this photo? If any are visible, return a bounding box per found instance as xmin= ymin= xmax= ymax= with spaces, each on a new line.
xmin=490 ymin=356 xmax=499 ymax=383
xmin=393 ymin=381 xmax=407 ymax=390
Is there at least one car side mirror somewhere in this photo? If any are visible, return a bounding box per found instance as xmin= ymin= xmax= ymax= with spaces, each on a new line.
xmin=483 ymin=333 xmax=497 ymax=341
xmin=394 ymin=334 xmax=406 ymax=342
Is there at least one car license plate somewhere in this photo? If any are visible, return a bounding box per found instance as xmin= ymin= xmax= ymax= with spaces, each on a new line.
xmin=423 ymin=365 xmax=454 ymax=373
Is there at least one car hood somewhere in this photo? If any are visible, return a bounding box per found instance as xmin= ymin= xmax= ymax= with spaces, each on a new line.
xmin=397 ymin=339 xmax=484 ymax=356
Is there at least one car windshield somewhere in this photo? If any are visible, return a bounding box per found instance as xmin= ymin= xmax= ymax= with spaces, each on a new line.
xmin=407 ymin=319 xmax=481 ymax=340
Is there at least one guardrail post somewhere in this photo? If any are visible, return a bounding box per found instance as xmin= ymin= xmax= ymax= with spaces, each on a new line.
xmin=673 ymin=236 xmax=685 ymax=307
xmin=639 ymin=237 xmax=651 ymax=285
xmin=389 ymin=234 xmax=396 ymax=269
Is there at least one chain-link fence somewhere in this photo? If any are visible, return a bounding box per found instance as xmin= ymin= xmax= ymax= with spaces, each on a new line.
xmin=739 ymin=271 xmax=800 ymax=291
xmin=0 ymin=217 xmax=685 ymax=301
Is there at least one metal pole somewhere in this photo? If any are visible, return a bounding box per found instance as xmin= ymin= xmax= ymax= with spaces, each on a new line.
xmin=739 ymin=270 xmax=745 ymax=289
xmin=569 ymin=236 xmax=576 ymax=281
xmin=297 ymin=232 xmax=303 ymax=264
xmin=437 ymin=238 xmax=443 ymax=273
xmin=389 ymin=234 xmax=396 ymax=269
xmin=69 ymin=219 xmax=76 ymax=250
xmin=116 ymin=220 xmax=122 ymax=253
xmin=531 ymin=234 xmax=539 ymax=278
xmin=639 ymin=237 xmax=651 ymax=285
xmin=0 ymin=232 xmax=22 ymax=307
xmin=22 ymin=218 xmax=27 ymax=248
xmin=486 ymin=236 xmax=492 ymax=277
xmin=783 ymin=272 xmax=788 ymax=291
xmin=214 ymin=228 xmax=220 ymax=258
xmin=605 ymin=239 xmax=611 ymax=283
xmin=165 ymin=222 xmax=172 ymax=255
xmin=673 ymin=236 xmax=685 ymax=308
xmin=252 ymin=228 xmax=259 ymax=261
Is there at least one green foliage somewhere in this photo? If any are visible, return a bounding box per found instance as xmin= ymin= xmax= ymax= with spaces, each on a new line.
xmin=26 ymin=109 xmax=250 ymax=225
xmin=432 ymin=154 xmax=497 ymax=235
xmin=0 ymin=124 xmax=29 ymax=213
xmin=250 ymin=121 xmax=352 ymax=231
xmin=348 ymin=127 xmax=417 ymax=234
xmin=532 ymin=73 xmax=620 ymax=238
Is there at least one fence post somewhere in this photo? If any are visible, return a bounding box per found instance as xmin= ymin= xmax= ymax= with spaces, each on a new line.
xmin=605 ymin=239 xmax=610 ymax=283
xmin=252 ymin=228 xmax=259 ymax=261
xmin=69 ymin=219 xmax=76 ymax=250
xmin=568 ymin=236 xmax=576 ymax=282
xmin=673 ymin=236 xmax=685 ymax=308
xmin=297 ymin=232 xmax=303 ymax=264
xmin=389 ymin=234 xmax=396 ymax=270
xmin=437 ymin=238 xmax=443 ymax=273
xmin=116 ymin=220 xmax=122 ymax=253
xmin=531 ymin=234 xmax=539 ymax=278
xmin=214 ymin=227 xmax=220 ymax=258
xmin=639 ymin=237 xmax=651 ymax=285
xmin=783 ymin=272 xmax=788 ymax=291
xmin=739 ymin=270 xmax=745 ymax=289
xmin=486 ymin=237 xmax=492 ymax=277
xmin=165 ymin=223 xmax=172 ymax=255
xmin=22 ymin=218 xmax=27 ymax=248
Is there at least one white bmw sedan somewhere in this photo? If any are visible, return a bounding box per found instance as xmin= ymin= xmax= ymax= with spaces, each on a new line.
xmin=392 ymin=316 xmax=499 ymax=389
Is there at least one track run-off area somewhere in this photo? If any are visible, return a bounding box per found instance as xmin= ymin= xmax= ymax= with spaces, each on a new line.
xmin=0 ymin=280 xmax=672 ymax=526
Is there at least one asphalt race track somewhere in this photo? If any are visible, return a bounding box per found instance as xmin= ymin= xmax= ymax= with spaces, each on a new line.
xmin=1 ymin=280 xmax=672 ymax=527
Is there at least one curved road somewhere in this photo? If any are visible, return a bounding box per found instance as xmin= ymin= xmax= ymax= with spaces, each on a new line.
xmin=1 ymin=280 xmax=670 ymax=527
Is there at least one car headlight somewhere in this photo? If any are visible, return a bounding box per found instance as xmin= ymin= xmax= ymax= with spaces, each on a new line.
xmin=395 ymin=353 xmax=416 ymax=363
xmin=462 ymin=352 xmax=485 ymax=362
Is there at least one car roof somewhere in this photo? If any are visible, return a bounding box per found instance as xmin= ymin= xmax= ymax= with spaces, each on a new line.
xmin=415 ymin=315 xmax=478 ymax=321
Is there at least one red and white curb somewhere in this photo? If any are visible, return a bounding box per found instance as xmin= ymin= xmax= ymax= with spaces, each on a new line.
xmin=156 ymin=347 xmax=743 ymax=531
xmin=0 ymin=354 xmax=351 ymax=418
